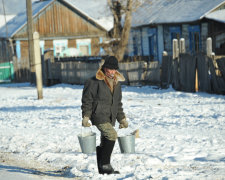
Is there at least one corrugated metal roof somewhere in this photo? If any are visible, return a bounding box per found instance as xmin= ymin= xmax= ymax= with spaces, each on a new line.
xmin=205 ymin=9 xmax=225 ymax=23
xmin=132 ymin=0 xmax=225 ymax=27
xmin=1 ymin=0 xmax=225 ymax=38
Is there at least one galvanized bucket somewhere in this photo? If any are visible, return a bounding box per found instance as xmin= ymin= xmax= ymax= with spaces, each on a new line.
xmin=78 ymin=131 xmax=96 ymax=154
xmin=118 ymin=134 xmax=135 ymax=154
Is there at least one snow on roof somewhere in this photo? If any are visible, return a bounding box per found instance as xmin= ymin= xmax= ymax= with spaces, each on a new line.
xmin=0 ymin=0 xmax=113 ymax=38
xmin=0 ymin=0 xmax=54 ymax=38
xmin=64 ymin=0 xmax=113 ymax=31
xmin=1 ymin=0 xmax=224 ymax=38
xmin=205 ymin=9 xmax=225 ymax=23
xmin=132 ymin=0 xmax=225 ymax=27
xmin=0 ymin=14 xmax=16 ymax=29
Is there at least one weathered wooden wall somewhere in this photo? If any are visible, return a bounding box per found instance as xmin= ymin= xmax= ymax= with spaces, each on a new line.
xmin=14 ymin=1 xmax=106 ymax=39
xmin=196 ymin=53 xmax=211 ymax=92
xmin=20 ymin=41 xmax=29 ymax=60
xmin=161 ymin=55 xmax=172 ymax=88
xmin=179 ymin=53 xmax=196 ymax=92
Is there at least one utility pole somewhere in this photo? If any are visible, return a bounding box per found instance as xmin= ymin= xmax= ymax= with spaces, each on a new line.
xmin=33 ymin=32 xmax=43 ymax=99
xmin=2 ymin=0 xmax=8 ymax=38
xmin=26 ymin=0 xmax=35 ymax=83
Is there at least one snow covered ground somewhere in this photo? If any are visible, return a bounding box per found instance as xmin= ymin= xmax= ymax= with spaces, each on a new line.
xmin=0 ymin=83 xmax=225 ymax=180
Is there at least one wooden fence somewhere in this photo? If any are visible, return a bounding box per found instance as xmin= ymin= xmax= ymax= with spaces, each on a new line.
xmin=161 ymin=53 xmax=225 ymax=94
xmin=43 ymin=58 xmax=161 ymax=86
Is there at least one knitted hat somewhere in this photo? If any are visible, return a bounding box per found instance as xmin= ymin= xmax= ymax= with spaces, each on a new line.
xmin=102 ymin=56 xmax=119 ymax=70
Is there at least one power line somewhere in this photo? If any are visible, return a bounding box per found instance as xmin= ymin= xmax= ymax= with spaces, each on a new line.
xmin=1 ymin=0 xmax=8 ymax=38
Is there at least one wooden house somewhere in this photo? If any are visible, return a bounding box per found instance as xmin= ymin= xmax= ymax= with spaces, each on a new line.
xmin=0 ymin=0 xmax=113 ymax=82
xmin=205 ymin=9 xmax=225 ymax=55
xmin=128 ymin=0 xmax=225 ymax=62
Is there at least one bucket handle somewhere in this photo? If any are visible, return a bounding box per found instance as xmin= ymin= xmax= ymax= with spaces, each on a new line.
xmin=117 ymin=127 xmax=137 ymax=138
xmin=81 ymin=126 xmax=93 ymax=137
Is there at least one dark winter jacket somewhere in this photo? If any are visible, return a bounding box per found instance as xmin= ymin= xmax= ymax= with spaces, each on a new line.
xmin=81 ymin=68 xmax=126 ymax=126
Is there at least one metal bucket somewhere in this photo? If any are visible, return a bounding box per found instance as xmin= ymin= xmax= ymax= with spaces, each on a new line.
xmin=78 ymin=132 xmax=96 ymax=154
xmin=118 ymin=134 xmax=135 ymax=154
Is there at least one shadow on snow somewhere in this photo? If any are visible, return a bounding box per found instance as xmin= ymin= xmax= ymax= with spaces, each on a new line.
xmin=0 ymin=164 xmax=75 ymax=178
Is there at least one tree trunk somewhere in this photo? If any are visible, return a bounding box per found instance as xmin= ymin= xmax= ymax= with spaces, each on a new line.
xmin=104 ymin=0 xmax=133 ymax=61
xmin=115 ymin=0 xmax=132 ymax=62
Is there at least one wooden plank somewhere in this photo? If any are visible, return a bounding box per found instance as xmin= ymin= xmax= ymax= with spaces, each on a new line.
xmin=126 ymin=62 xmax=145 ymax=86
xmin=60 ymin=61 xmax=100 ymax=84
xmin=172 ymin=58 xmax=180 ymax=90
xmin=216 ymin=58 xmax=225 ymax=82
xmin=208 ymin=58 xmax=221 ymax=94
xmin=145 ymin=61 xmax=160 ymax=85
xmin=161 ymin=55 xmax=172 ymax=88
xmin=179 ymin=53 xmax=196 ymax=92
xmin=196 ymin=53 xmax=211 ymax=93
xmin=118 ymin=63 xmax=129 ymax=85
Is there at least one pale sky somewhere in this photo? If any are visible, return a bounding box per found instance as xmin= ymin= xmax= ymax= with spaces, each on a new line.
xmin=0 ymin=0 xmax=26 ymax=15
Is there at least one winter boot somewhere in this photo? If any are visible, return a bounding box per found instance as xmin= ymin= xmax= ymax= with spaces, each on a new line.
xmin=96 ymin=146 xmax=102 ymax=174
xmin=98 ymin=137 xmax=119 ymax=174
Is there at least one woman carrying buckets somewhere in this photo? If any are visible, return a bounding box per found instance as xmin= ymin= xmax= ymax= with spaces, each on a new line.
xmin=81 ymin=56 xmax=128 ymax=174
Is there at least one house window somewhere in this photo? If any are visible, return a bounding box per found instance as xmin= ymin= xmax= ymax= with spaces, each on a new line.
xmin=76 ymin=39 xmax=91 ymax=56
xmin=148 ymin=36 xmax=154 ymax=60
xmin=16 ymin=40 xmax=21 ymax=60
xmin=53 ymin=40 xmax=68 ymax=57
xmin=148 ymin=28 xmax=158 ymax=60
xmin=189 ymin=25 xmax=201 ymax=54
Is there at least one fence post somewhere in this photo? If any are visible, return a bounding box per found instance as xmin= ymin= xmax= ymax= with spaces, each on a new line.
xmin=211 ymin=52 xmax=219 ymax=75
xmin=33 ymin=31 xmax=43 ymax=99
xmin=207 ymin=38 xmax=218 ymax=74
xmin=173 ymin=39 xmax=179 ymax=59
xmin=195 ymin=67 xmax=198 ymax=92
xmin=163 ymin=51 xmax=168 ymax=56
xmin=206 ymin=37 xmax=212 ymax=57
xmin=179 ymin=38 xmax=186 ymax=53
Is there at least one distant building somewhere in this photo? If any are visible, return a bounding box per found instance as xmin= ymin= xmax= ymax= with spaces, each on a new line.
xmin=1 ymin=0 xmax=225 ymax=83
xmin=0 ymin=0 xmax=113 ymax=82
xmin=128 ymin=0 xmax=225 ymax=62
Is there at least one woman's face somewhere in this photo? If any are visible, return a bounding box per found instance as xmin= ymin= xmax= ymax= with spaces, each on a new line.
xmin=104 ymin=68 xmax=116 ymax=79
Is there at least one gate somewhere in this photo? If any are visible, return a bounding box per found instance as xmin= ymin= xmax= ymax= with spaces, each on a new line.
xmin=0 ymin=62 xmax=14 ymax=83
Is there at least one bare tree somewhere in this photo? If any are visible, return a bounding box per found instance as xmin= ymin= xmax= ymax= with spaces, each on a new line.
xmin=101 ymin=0 xmax=134 ymax=62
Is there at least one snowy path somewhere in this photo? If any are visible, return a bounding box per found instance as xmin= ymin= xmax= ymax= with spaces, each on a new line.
xmin=0 ymin=83 xmax=225 ymax=179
